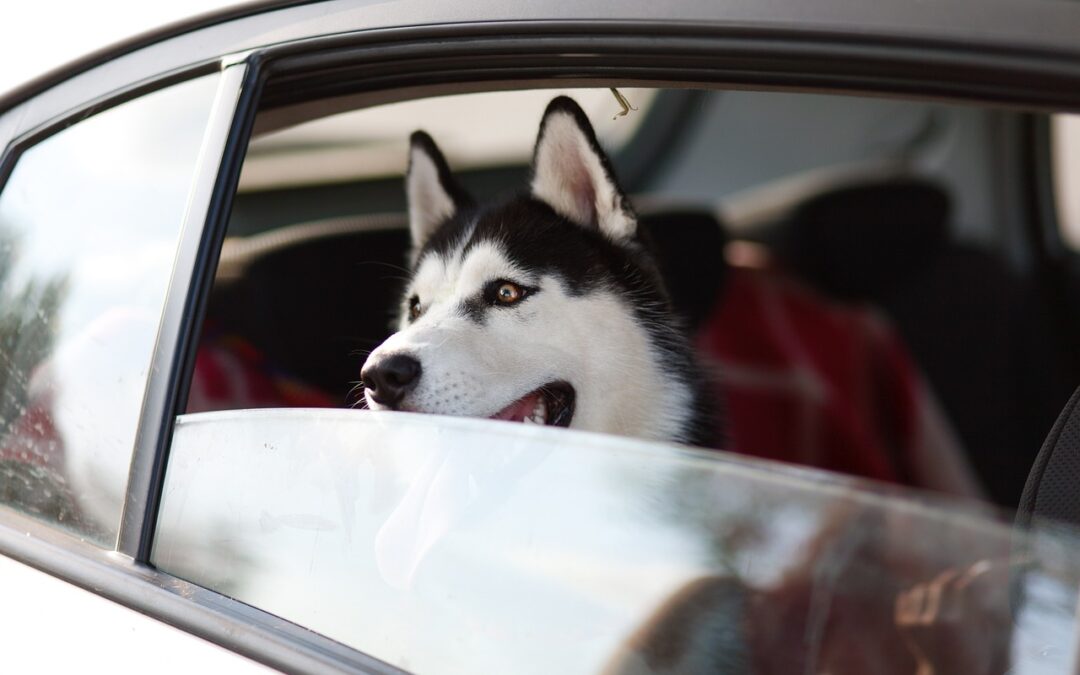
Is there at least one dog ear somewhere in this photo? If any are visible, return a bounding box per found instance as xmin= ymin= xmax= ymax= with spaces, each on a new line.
xmin=406 ymin=131 xmax=472 ymax=251
xmin=530 ymin=97 xmax=637 ymax=242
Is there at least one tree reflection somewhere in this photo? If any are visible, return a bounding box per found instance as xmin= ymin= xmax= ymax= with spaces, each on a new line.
xmin=641 ymin=463 xmax=789 ymax=581
xmin=0 ymin=227 xmax=67 ymax=436
xmin=0 ymin=224 xmax=76 ymax=527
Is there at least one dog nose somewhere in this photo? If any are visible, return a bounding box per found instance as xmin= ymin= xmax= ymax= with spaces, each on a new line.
xmin=362 ymin=354 xmax=422 ymax=407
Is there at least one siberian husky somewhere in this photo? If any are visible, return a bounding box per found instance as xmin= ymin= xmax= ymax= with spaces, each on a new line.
xmin=361 ymin=96 xmax=713 ymax=446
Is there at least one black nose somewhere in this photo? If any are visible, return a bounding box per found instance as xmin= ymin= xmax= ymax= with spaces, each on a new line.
xmin=362 ymin=354 xmax=422 ymax=407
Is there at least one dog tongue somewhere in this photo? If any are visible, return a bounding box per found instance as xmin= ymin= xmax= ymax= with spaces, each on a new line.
xmin=490 ymin=390 xmax=541 ymax=422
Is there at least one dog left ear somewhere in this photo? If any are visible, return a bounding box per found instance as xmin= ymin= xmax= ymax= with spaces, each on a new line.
xmin=530 ymin=96 xmax=637 ymax=242
xmin=406 ymin=131 xmax=473 ymax=252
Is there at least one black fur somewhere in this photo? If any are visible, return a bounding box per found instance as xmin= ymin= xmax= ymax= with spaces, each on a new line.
xmin=408 ymin=130 xmax=474 ymax=213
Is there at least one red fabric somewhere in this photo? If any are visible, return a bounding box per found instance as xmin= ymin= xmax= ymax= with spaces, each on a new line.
xmin=186 ymin=334 xmax=336 ymax=413
xmin=1 ymin=334 xmax=334 ymax=469
xmin=699 ymin=266 xmax=922 ymax=484
xmin=0 ymin=390 xmax=63 ymax=470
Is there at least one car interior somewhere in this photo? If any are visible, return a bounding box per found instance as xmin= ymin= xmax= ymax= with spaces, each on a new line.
xmin=188 ymin=85 xmax=1080 ymax=509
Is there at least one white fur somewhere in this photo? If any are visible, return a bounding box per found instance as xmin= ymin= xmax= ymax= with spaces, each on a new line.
xmin=365 ymin=241 xmax=694 ymax=443
xmin=406 ymin=145 xmax=456 ymax=250
xmin=531 ymin=111 xmax=636 ymax=241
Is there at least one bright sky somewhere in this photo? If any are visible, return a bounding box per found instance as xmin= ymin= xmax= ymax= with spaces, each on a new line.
xmin=0 ymin=1 xmax=237 ymax=98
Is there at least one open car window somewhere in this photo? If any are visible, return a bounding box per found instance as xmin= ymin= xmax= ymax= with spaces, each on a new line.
xmin=196 ymin=85 xmax=1075 ymax=506
xmin=165 ymin=71 xmax=1080 ymax=671
xmin=156 ymin=409 xmax=1080 ymax=675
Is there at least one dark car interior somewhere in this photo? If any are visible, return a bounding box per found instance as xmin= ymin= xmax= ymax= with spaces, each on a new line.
xmin=192 ymin=86 xmax=1080 ymax=509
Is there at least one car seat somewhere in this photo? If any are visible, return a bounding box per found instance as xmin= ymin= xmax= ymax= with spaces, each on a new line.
xmin=642 ymin=209 xmax=982 ymax=496
xmin=771 ymin=179 xmax=1074 ymax=506
xmin=196 ymin=215 xmax=410 ymax=408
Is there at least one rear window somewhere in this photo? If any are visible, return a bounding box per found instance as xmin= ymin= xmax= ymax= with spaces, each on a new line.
xmin=0 ymin=73 xmax=221 ymax=544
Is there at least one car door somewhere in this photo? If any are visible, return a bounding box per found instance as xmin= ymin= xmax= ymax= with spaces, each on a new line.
xmin=3 ymin=1 xmax=1080 ymax=673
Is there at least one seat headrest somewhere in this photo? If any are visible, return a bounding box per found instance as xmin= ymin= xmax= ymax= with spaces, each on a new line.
xmin=1017 ymin=386 xmax=1080 ymax=531
xmin=209 ymin=224 xmax=411 ymax=403
xmin=639 ymin=209 xmax=729 ymax=332
xmin=779 ymin=178 xmax=951 ymax=300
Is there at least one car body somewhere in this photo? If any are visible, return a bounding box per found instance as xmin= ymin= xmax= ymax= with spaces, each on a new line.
xmin=3 ymin=0 xmax=1080 ymax=673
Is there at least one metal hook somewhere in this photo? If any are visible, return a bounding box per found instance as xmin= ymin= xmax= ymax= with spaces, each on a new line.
xmin=610 ymin=88 xmax=639 ymax=119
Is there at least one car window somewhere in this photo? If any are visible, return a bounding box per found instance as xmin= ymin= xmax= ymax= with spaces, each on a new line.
xmin=156 ymin=410 xmax=1080 ymax=675
xmin=0 ymin=73 xmax=221 ymax=545
xmin=199 ymin=85 xmax=1071 ymax=507
xmin=164 ymin=76 xmax=1080 ymax=671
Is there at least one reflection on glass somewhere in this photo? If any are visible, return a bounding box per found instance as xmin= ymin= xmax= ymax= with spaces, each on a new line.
xmin=157 ymin=410 xmax=1080 ymax=675
xmin=0 ymin=74 xmax=221 ymax=545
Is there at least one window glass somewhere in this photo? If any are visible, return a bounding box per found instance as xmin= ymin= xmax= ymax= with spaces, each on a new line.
xmin=1052 ymin=114 xmax=1080 ymax=251
xmin=156 ymin=410 xmax=1080 ymax=675
xmin=0 ymin=73 xmax=221 ymax=545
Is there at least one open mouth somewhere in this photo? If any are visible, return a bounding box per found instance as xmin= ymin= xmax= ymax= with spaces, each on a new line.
xmin=488 ymin=381 xmax=575 ymax=427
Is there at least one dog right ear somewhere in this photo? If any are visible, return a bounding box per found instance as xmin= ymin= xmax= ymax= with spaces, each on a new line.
xmin=530 ymin=97 xmax=637 ymax=243
xmin=406 ymin=131 xmax=472 ymax=251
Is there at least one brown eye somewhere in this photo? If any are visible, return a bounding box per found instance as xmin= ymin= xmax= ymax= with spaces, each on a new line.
xmin=408 ymin=296 xmax=422 ymax=320
xmin=495 ymin=282 xmax=523 ymax=305
xmin=484 ymin=279 xmax=533 ymax=307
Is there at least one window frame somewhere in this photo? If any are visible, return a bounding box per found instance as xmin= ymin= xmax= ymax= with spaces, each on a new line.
xmin=2 ymin=3 xmax=1080 ymax=672
xmin=116 ymin=58 xmax=257 ymax=561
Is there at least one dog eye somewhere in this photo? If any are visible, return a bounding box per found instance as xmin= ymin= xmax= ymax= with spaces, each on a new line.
xmin=492 ymin=281 xmax=526 ymax=305
xmin=408 ymin=295 xmax=422 ymax=320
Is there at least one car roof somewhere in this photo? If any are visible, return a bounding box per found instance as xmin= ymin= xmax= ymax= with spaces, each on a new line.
xmin=3 ymin=0 xmax=1080 ymax=117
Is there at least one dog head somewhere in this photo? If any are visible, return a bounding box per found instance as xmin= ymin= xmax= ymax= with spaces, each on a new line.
xmin=361 ymin=96 xmax=697 ymax=442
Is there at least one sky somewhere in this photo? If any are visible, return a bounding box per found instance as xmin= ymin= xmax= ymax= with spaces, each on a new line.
xmin=0 ymin=1 xmax=237 ymax=97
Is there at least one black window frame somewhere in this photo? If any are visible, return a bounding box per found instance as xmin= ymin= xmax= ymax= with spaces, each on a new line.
xmin=1 ymin=2 xmax=1080 ymax=672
